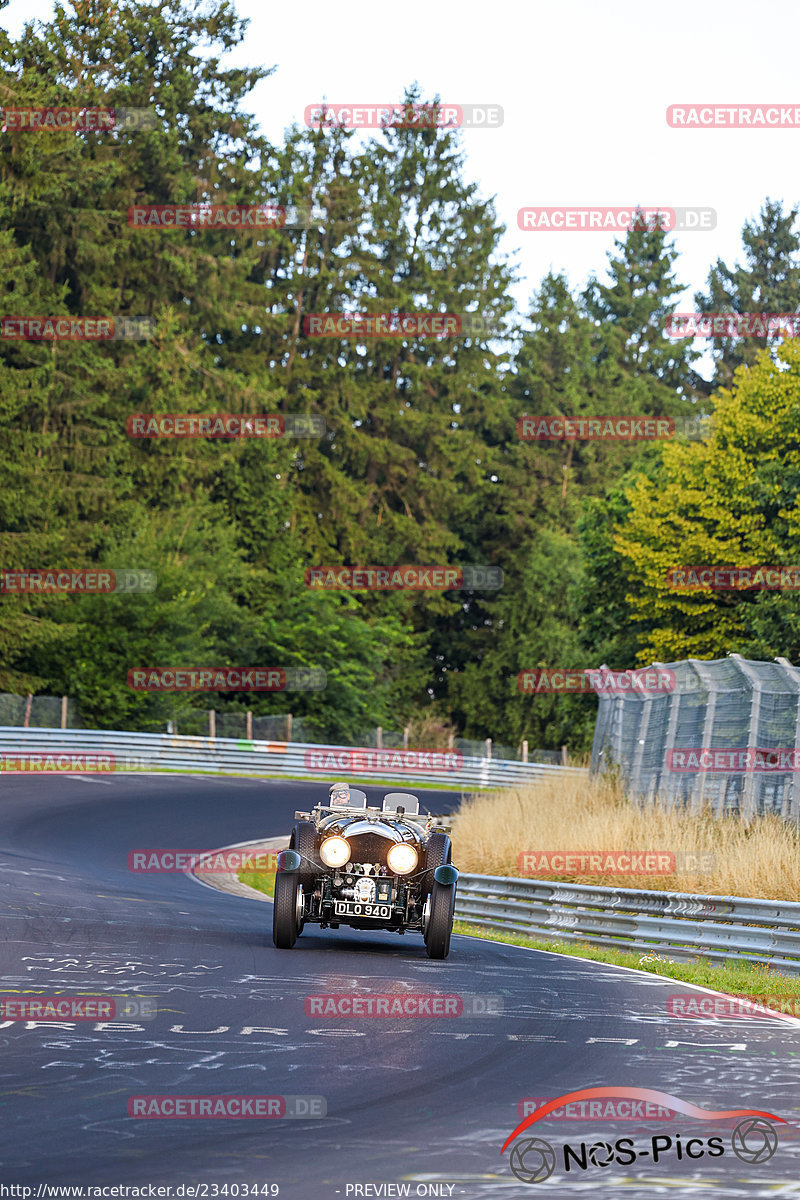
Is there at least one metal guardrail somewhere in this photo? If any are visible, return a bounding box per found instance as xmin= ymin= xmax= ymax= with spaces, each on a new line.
xmin=0 ymin=727 xmax=587 ymax=790
xmin=455 ymin=874 xmax=800 ymax=974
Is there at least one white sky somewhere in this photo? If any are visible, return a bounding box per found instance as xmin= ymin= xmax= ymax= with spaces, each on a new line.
xmin=4 ymin=0 xmax=800 ymax=340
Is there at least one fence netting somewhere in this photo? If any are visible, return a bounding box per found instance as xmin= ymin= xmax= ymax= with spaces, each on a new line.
xmin=590 ymin=655 xmax=800 ymax=819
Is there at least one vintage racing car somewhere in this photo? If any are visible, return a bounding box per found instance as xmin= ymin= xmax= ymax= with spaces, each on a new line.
xmin=272 ymin=781 xmax=459 ymax=958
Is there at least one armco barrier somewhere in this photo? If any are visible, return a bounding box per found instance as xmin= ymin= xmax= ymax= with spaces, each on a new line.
xmin=455 ymin=874 xmax=800 ymax=973
xmin=0 ymin=727 xmax=587 ymax=790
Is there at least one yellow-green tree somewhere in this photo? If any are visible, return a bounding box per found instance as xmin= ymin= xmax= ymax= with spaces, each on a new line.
xmin=613 ymin=337 xmax=800 ymax=663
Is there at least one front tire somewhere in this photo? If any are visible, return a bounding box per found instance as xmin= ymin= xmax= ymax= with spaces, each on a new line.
xmin=424 ymin=879 xmax=456 ymax=959
xmin=289 ymin=820 xmax=319 ymax=892
xmin=272 ymin=872 xmax=302 ymax=948
xmin=421 ymin=832 xmax=452 ymax=898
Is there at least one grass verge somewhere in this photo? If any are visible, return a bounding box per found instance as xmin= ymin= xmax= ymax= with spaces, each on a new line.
xmin=453 ymin=919 xmax=800 ymax=1011
xmin=239 ymin=868 xmax=275 ymax=898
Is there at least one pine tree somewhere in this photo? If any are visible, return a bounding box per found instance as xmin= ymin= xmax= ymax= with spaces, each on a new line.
xmin=695 ymin=199 xmax=800 ymax=389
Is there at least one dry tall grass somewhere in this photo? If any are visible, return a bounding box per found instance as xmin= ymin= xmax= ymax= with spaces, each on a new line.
xmin=449 ymin=773 xmax=800 ymax=901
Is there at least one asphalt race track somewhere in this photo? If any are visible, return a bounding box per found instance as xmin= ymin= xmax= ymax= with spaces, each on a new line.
xmin=1 ymin=773 xmax=799 ymax=1199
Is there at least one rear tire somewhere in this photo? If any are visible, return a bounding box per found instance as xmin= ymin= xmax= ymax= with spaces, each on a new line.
xmin=424 ymin=879 xmax=456 ymax=959
xmin=272 ymin=872 xmax=301 ymax=948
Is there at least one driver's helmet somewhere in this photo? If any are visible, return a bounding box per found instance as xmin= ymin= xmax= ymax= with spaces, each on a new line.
xmin=329 ymin=781 xmax=351 ymax=807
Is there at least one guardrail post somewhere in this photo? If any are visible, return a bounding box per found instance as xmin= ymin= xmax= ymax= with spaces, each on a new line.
xmin=403 ymin=726 xmax=410 ymax=749
xmin=376 ymin=725 xmax=382 ymax=749
xmin=485 ymin=738 xmax=492 ymax=760
xmin=561 ymin=745 xmax=568 ymax=767
xmin=61 ymin=696 xmax=68 ymax=730
xmin=286 ymin=713 xmax=293 ymax=741
xmin=23 ymin=694 xmax=32 ymax=728
xmin=209 ymin=710 xmax=215 ymax=740
xmin=522 ymin=740 xmax=528 ymax=763
xmin=246 ymin=710 xmax=252 ymax=740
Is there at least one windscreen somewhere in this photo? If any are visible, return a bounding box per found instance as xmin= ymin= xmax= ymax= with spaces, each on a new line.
xmin=329 ymin=786 xmax=367 ymax=809
xmin=382 ymin=791 xmax=420 ymax=815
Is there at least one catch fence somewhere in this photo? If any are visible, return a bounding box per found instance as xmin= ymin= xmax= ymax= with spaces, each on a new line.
xmin=591 ymin=654 xmax=800 ymax=819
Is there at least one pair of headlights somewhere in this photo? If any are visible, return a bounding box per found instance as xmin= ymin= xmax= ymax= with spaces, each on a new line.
xmin=319 ymin=835 xmax=418 ymax=876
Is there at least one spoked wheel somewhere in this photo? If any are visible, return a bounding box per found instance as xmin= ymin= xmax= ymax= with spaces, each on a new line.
xmin=423 ymin=878 xmax=456 ymax=959
xmin=272 ymin=872 xmax=304 ymax=948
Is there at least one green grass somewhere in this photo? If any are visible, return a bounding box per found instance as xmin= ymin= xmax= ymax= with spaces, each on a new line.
xmin=111 ymin=765 xmax=479 ymax=792
xmin=240 ymin=868 xmax=275 ymax=898
xmin=452 ymin=920 xmax=800 ymax=1009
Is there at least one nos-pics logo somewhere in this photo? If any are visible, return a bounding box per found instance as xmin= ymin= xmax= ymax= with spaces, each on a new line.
xmin=503 ymin=1087 xmax=783 ymax=1184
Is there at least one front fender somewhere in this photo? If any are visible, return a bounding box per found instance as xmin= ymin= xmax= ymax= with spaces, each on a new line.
xmin=433 ymin=864 xmax=459 ymax=887
xmin=276 ymin=849 xmax=302 ymax=873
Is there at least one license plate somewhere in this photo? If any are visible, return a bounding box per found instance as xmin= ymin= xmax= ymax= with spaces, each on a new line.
xmin=334 ymin=901 xmax=392 ymax=919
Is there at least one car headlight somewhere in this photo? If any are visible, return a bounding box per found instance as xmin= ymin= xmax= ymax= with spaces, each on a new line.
xmin=386 ymin=842 xmax=418 ymax=876
xmin=319 ymin=835 xmax=350 ymax=868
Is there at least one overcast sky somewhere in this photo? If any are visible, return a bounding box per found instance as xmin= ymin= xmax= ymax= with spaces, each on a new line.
xmin=4 ymin=0 xmax=800 ymax=339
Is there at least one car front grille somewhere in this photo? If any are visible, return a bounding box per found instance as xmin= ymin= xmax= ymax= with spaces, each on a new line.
xmin=346 ymin=832 xmax=395 ymax=865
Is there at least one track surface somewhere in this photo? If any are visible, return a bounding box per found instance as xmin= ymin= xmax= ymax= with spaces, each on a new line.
xmin=0 ymin=774 xmax=799 ymax=1198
